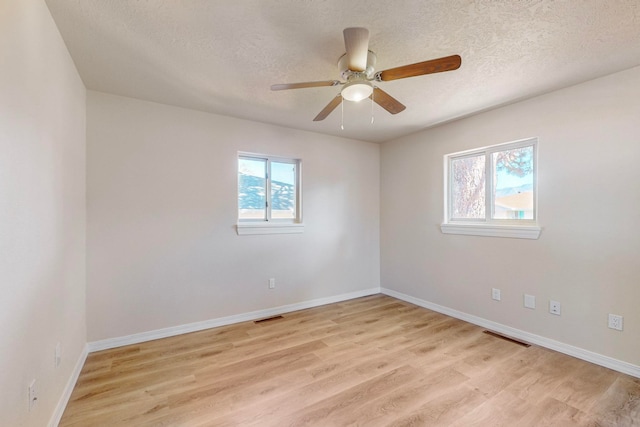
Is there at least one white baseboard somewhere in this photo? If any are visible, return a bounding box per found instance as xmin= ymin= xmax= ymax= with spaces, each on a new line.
xmin=88 ymin=287 xmax=381 ymax=352
xmin=382 ymin=287 xmax=640 ymax=379
xmin=48 ymin=344 xmax=89 ymax=427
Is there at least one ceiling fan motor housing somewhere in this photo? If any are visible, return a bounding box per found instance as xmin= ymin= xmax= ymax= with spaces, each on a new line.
xmin=338 ymin=50 xmax=377 ymax=80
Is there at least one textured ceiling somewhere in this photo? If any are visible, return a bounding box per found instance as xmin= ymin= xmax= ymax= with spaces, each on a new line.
xmin=45 ymin=0 xmax=640 ymax=143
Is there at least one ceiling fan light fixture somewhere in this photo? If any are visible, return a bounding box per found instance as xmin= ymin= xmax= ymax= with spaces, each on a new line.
xmin=341 ymin=81 xmax=373 ymax=102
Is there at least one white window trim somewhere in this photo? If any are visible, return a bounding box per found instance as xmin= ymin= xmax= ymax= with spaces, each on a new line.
xmin=236 ymin=152 xmax=304 ymax=236
xmin=440 ymin=223 xmax=540 ymax=239
xmin=236 ymin=222 xmax=304 ymax=235
xmin=441 ymin=137 xmax=541 ymax=240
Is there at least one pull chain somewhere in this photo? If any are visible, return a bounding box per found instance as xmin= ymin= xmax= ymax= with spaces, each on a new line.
xmin=341 ymin=96 xmax=344 ymax=130
xmin=371 ymin=87 xmax=375 ymax=124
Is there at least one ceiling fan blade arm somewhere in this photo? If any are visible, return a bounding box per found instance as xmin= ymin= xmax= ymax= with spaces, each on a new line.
xmin=271 ymin=80 xmax=341 ymax=91
xmin=313 ymin=95 xmax=342 ymax=121
xmin=343 ymin=27 xmax=370 ymax=72
xmin=371 ymin=87 xmax=406 ymax=114
xmin=378 ymin=54 xmax=461 ymax=81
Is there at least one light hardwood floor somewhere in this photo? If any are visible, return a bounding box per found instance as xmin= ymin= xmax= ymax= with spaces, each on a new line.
xmin=60 ymin=295 xmax=640 ymax=426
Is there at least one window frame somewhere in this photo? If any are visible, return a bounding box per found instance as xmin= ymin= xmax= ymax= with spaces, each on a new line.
xmin=236 ymin=152 xmax=303 ymax=235
xmin=441 ymin=137 xmax=541 ymax=239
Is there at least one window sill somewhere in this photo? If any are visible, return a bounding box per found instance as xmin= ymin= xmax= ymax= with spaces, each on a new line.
xmin=236 ymin=222 xmax=305 ymax=235
xmin=440 ymin=223 xmax=541 ymax=239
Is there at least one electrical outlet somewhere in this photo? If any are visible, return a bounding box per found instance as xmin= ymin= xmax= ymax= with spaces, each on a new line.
xmin=549 ymin=300 xmax=561 ymax=316
xmin=491 ymin=288 xmax=501 ymax=301
xmin=524 ymin=294 xmax=536 ymax=309
xmin=55 ymin=342 xmax=61 ymax=368
xmin=268 ymin=278 xmax=275 ymax=289
xmin=608 ymin=314 xmax=623 ymax=331
xmin=28 ymin=379 xmax=37 ymax=411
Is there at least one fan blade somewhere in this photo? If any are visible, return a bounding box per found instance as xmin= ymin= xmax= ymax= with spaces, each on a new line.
xmin=271 ymin=80 xmax=340 ymax=91
xmin=343 ymin=27 xmax=369 ymax=72
xmin=313 ymin=95 xmax=342 ymax=121
xmin=378 ymin=54 xmax=461 ymax=81
xmin=371 ymin=87 xmax=406 ymax=114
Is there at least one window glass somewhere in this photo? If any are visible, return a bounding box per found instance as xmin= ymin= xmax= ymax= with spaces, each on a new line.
xmin=451 ymin=154 xmax=486 ymax=220
xmin=238 ymin=157 xmax=266 ymax=220
xmin=270 ymin=161 xmax=296 ymax=219
xmin=492 ymin=146 xmax=534 ymax=220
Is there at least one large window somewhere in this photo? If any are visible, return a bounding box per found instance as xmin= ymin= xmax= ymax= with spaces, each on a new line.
xmin=237 ymin=153 xmax=302 ymax=234
xmin=442 ymin=138 xmax=540 ymax=239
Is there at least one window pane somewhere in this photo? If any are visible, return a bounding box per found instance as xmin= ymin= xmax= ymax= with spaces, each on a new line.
xmin=451 ymin=155 xmax=485 ymax=219
xmin=492 ymin=146 xmax=534 ymax=220
xmin=238 ymin=157 xmax=266 ymax=220
xmin=270 ymin=161 xmax=296 ymax=219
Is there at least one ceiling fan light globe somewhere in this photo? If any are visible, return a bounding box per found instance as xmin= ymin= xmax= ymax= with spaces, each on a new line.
xmin=341 ymin=82 xmax=373 ymax=102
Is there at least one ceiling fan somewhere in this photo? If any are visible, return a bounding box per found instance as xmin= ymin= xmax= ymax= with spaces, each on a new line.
xmin=271 ymin=27 xmax=461 ymax=121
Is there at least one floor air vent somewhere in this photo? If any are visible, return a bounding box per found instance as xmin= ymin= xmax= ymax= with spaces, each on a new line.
xmin=254 ymin=315 xmax=284 ymax=324
xmin=483 ymin=330 xmax=531 ymax=347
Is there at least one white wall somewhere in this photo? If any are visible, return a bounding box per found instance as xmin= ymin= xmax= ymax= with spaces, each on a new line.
xmin=0 ymin=0 xmax=87 ymax=426
xmin=86 ymin=91 xmax=380 ymax=341
xmin=381 ymin=66 xmax=640 ymax=367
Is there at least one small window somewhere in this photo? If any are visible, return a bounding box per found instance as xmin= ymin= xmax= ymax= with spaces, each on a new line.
xmin=237 ymin=153 xmax=302 ymax=234
xmin=442 ymin=138 xmax=540 ymax=239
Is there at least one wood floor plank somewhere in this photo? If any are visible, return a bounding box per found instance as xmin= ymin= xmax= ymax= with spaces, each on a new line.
xmin=59 ymin=294 xmax=640 ymax=426
xmin=278 ymin=365 xmax=421 ymax=427
xmin=386 ymin=384 xmax=487 ymax=427
xmin=550 ymin=361 xmax=621 ymax=413
xmin=333 ymin=366 xmax=471 ymax=427
xmin=518 ymin=397 xmax=599 ymax=427
xmin=590 ymin=376 xmax=640 ymax=426
xmin=448 ymin=389 xmax=534 ymax=427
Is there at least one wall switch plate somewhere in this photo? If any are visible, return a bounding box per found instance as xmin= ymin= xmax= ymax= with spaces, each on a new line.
xmin=28 ymin=379 xmax=37 ymax=411
xmin=608 ymin=314 xmax=623 ymax=331
xmin=549 ymin=300 xmax=561 ymax=316
xmin=268 ymin=278 xmax=275 ymax=289
xmin=491 ymin=288 xmax=501 ymax=301
xmin=524 ymin=294 xmax=536 ymax=309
